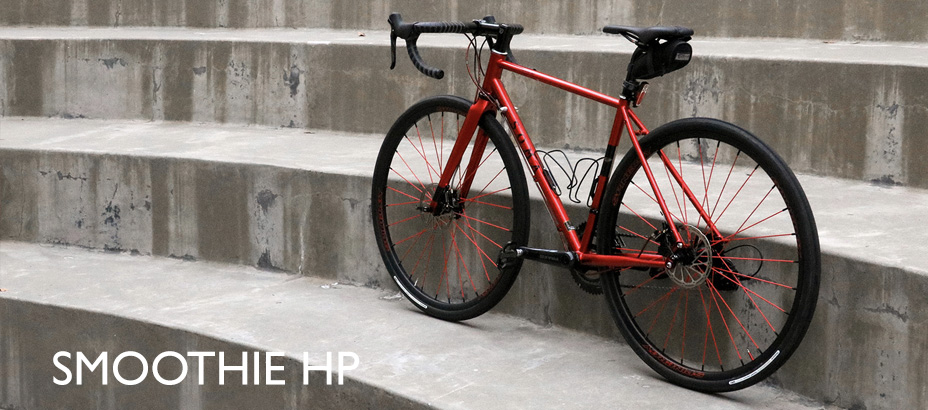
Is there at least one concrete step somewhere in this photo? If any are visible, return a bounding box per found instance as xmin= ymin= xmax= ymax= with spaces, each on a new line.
xmin=0 ymin=241 xmax=834 ymax=410
xmin=1 ymin=117 xmax=925 ymax=409
xmin=1 ymin=0 xmax=926 ymax=42
xmin=2 ymin=28 xmax=927 ymax=188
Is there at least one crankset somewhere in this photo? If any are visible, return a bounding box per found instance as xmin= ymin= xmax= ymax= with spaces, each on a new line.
xmin=569 ymin=222 xmax=603 ymax=295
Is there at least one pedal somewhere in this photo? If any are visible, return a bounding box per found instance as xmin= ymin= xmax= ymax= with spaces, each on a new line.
xmin=496 ymin=242 xmax=522 ymax=270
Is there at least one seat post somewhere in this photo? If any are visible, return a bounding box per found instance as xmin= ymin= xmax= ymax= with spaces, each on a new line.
xmin=621 ymin=80 xmax=644 ymax=103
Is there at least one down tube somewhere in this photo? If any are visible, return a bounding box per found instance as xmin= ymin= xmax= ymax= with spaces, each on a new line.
xmin=489 ymin=78 xmax=582 ymax=251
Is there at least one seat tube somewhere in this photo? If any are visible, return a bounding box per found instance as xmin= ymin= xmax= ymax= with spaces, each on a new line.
xmin=490 ymin=74 xmax=581 ymax=251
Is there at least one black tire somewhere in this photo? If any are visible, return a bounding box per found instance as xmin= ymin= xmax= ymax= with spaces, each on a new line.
xmin=372 ymin=95 xmax=530 ymax=321
xmin=597 ymin=118 xmax=820 ymax=392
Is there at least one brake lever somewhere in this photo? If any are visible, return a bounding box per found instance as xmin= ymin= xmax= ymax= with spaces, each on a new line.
xmin=388 ymin=13 xmax=403 ymax=70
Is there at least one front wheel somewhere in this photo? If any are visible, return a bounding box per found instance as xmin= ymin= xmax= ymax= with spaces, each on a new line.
xmin=372 ymin=95 xmax=530 ymax=321
xmin=597 ymin=118 xmax=820 ymax=392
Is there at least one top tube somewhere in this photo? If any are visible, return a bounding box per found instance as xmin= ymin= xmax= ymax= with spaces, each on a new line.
xmin=495 ymin=58 xmax=624 ymax=108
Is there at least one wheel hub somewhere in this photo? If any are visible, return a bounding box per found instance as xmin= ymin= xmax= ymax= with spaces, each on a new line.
xmin=418 ymin=185 xmax=463 ymax=229
xmin=663 ymin=225 xmax=713 ymax=289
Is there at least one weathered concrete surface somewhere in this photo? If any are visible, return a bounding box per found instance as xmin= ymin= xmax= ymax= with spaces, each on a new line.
xmin=1 ymin=118 xmax=927 ymax=409
xmin=0 ymin=302 xmax=425 ymax=410
xmin=1 ymin=28 xmax=926 ymax=187
xmin=0 ymin=242 xmax=835 ymax=410
xmin=1 ymin=0 xmax=926 ymax=42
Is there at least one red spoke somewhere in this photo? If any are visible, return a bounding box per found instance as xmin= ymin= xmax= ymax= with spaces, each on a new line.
xmin=466 ymin=222 xmax=504 ymax=250
xmin=707 ymin=279 xmax=762 ymax=352
xmin=394 ymin=224 xmax=432 ymax=247
xmin=389 ymin=214 xmax=422 ymax=227
xmin=681 ymin=290 xmax=690 ymax=360
xmin=706 ymin=279 xmax=744 ymax=363
xmin=658 ymin=149 xmax=687 ymax=226
xmin=459 ymin=227 xmax=494 ymax=284
xmin=698 ymin=287 xmax=724 ymax=369
xmin=461 ymin=198 xmax=512 ymax=210
xmin=631 ymin=180 xmax=659 ymax=204
xmin=396 ymin=149 xmax=429 ymax=194
xmin=716 ymin=267 xmax=796 ymax=290
xmin=676 ymin=143 xmax=689 ymax=224
xmin=729 ymin=208 xmax=789 ymax=239
xmin=715 ymin=164 xmax=759 ymax=224
xmin=387 ymin=200 xmax=420 ymax=207
xmin=416 ymin=121 xmax=441 ymax=184
xmin=719 ymin=256 xmax=796 ymax=264
xmin=400 ymin=228 xmax=428 ymax=262
xmin=456 ymin=160 xmax=464 ymax=191
xmin=413 ymin=125 xmax=437 ymax=184
xmin=618 ymin=225 xmax=661 ymax=247
xmin=636 ymin=286 xmax=679 ymax=318
xmin=718 ymin=233 xmax=795 ymax=242
xmin=630 ymin=179 xmax=687 ymax=227
xmin=451 ymin=229 xmax=477 ymax=296
xmin=729 ymin=274 xmax=787 ymax=314
xmin=388 ymin=186 xmax=420 ymax=202
xmin=662 ymin=291 xmax=685 ymax=350
xmin=467 ymin=186 xmax=511 ymax=202
xmin=703 ymin=140 xmax=721 ymax=212
xmin=390 ymin=168 xmax=424 ymax=194
xmin=710 ymin=151 xmax=741 ymax=219
xmin=433 ymin=114 xmax=444 ymax=173
xmin=714 ymin=259 xmax=787 ymax=314
xmin=698 ymin=138 xmax=708 ymax=217
xmin=459 ymin=147 xmax=500 ymax=193
xmin=439 ymin=234 xmax=451 ymax=299
xmin=646 ymin=287 xmax=674 ymax=336
xmin=454 ymin=222 xmax=497 ymax=281
xmin=473 ymin=165 xmax=506 ymax=198
xmin=624 ymin=271 xmax=664 ymax=297
xmin=407 ymin=233 xmax=436 ymax=282
xmin=733 ymin=185 xmax=776 ymax=235
xmin=456 ymin=213 xmax=511 ymax=232
xmin=713 ymin=263 xmax=781 ymax=331
xmin=623 ymin=203 xmax=659 ymax=231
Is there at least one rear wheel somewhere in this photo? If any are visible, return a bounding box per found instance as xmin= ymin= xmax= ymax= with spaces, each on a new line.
xmin=597 ymin=118 xmax=820 ymax=392
xmin=372 ymin=95 xmax=530 ymax=321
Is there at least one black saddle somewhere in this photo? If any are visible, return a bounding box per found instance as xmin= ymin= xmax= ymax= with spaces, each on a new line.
xmin=603 ymin=25 xmax=693 ymax=45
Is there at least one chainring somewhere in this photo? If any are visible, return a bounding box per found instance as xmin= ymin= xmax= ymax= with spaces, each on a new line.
xmin=569 ymin=222 xmax=604 ymax=295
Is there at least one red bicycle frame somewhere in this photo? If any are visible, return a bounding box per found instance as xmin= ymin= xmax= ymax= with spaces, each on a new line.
xmin=430 ymin=51 xmax=723 ymax=271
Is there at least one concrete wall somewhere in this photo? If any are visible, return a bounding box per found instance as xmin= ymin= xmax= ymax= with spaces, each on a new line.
xmin=0 ymin=148 xmax=619 ymax=337
xmin=3 ymin=147 xmax=928 ymax=409
xmin=2 ymin=38 xmax=926 ymax=188
xmin=2 ymin=0 xmax=926 ymax=41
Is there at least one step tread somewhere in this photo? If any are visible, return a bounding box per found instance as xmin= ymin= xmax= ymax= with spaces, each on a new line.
xmin=2 ymin=117 xmax=924 ymax=277
xmin=0 ymin=27 xmax=926 ymax=68
xmin=0 ymin=240 xmax=825 ymax=409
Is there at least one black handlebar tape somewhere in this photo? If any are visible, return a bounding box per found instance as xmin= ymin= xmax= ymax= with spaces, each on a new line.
xmin=503 ymin=24 xmax=525 ymax=35
xmin=413 ymin=21 xmax=478 ymax=34
xmin=406 ymin=39 xmax=443 ymax=79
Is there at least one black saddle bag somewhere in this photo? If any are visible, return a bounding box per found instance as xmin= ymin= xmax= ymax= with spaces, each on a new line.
xmin=626 ymin=39 xmax=692 ymax=80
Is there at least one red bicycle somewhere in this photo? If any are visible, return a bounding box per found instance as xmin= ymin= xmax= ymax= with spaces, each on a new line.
xmin=372 ymin=13 xmax=820 ymax=392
